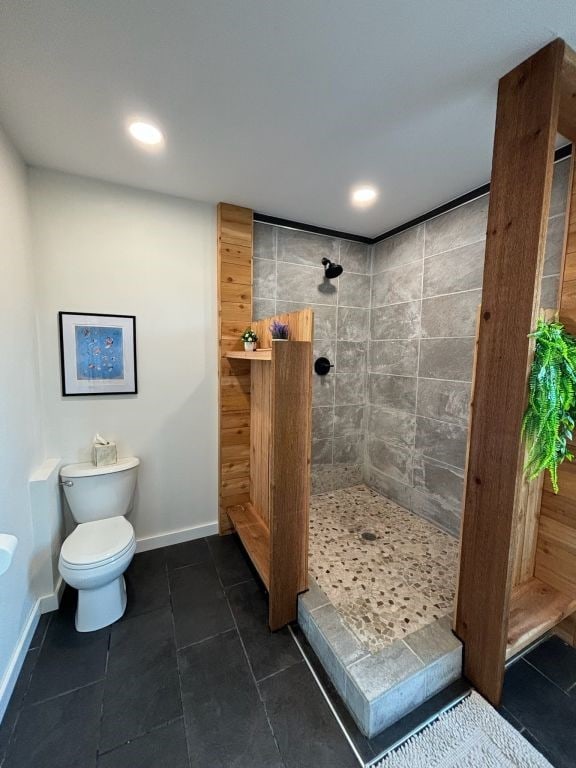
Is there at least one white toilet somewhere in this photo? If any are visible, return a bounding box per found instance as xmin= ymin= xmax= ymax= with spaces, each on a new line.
xmin=58 ymin=457 xmax=139 ymax=632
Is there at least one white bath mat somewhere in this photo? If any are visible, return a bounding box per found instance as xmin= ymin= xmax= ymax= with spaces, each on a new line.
xmin=374 ymin=691 xmax=552 ymax=768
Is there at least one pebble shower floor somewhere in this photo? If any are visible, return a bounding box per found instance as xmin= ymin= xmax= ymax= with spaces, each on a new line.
xmin=309 ymin=485 xmax=459 ymax=653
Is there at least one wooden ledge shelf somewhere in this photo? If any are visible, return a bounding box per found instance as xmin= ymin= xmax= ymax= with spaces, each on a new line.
xmin=226 ymin=349 xmax=272 ymax=361
xmin=227 ymin=503 xmax=270 ymax=588
xmin=506 ymin=578 xmax=576 ymax=660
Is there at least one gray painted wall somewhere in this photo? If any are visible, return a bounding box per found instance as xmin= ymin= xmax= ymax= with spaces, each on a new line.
xmin=252 ymin=156 xmax=570 ymax=534
xmin=365 ymin=157 xmax=570 ymax=535
xmin=252 ymin=223 xmax=370 ymax=493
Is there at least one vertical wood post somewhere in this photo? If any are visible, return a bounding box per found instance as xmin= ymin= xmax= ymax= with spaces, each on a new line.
xmin=217 ymin=203 xmax=253 ymax=533
xmin=455 ymin=40 xmax=564 ymax=704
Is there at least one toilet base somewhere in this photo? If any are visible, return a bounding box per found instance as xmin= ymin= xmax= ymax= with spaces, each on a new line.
xmin=76 ymin=575 xmax=127 ymax=632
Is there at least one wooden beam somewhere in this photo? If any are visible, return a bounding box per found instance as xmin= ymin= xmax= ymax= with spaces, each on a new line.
xmin=455 ymin=40 xmax=564 ymax=705
xmin=217 ymin=203 xmax=253 ymax=534
xmin=559 ymin=43 xmax=576 ymax=142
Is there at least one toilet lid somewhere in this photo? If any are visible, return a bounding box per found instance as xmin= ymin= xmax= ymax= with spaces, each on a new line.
xmin=61 ymin=518 xmax=135 ymax=568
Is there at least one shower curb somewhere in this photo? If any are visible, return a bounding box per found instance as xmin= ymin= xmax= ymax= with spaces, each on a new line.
xmin=298 ymin=577 xmax=462 ymax=738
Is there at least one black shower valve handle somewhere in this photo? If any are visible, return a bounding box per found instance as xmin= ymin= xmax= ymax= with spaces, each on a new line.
xmin=314 ymin=357 xmax=334 ymax=376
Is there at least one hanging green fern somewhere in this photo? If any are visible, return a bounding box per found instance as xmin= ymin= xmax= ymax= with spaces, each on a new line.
xmin=522 ymin=319 xmax=576 ymax=493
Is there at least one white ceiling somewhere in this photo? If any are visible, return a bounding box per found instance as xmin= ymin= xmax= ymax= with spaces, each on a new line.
xmin=0 ymin=1 xmax=575 ymax=237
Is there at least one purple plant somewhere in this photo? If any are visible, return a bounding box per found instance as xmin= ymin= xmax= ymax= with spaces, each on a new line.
xmin=270 ymin=320 xmax=289 ymax=340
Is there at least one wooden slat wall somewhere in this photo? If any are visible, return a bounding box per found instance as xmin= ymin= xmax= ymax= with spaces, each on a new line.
xmin=218 ymin=204 xmax=253 ymax=533
xmin=269 ymin=340 xmax=312 ymax=629
xmin=455 ymin=40 xmax=565 ymax=705
xmin=250 ymin=360 xmax=271 ymax=526
xmin=250 ymin=309 xmax=314 ymax=532
xmin=535 ymin=166 xmax=576 ymax=594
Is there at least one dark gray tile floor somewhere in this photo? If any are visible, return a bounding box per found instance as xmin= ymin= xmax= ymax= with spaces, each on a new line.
xmin=1 ymin=531 xmax=567 ymax=768
xmin=500 ymin=635 xmax=576 ymax=768
xmin=0 ymin=534 xmax=360 ymax=768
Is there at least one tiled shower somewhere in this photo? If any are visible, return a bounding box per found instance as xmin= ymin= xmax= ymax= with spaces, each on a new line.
xmin=253 ymin=156 xmax=570 ymax=537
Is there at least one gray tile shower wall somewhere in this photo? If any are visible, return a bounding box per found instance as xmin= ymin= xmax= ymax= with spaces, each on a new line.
xmin=365 ymin=157 xmax=570 ymax=535
xmin=252 ymin=224 xmax=371 ymax=492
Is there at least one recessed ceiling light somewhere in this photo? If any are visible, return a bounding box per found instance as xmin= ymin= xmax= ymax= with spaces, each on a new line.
xmin=127 ymin=120 xmax=164 ymax=148
xmin=351 ymin=185 xmax=378 ymax=207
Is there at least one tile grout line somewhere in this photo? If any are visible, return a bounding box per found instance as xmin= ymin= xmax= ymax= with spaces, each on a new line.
xmin=287 ymin=625 xmax=365 ymax=768
xmin=168 ymin=558 xmax=194 ymax=768
xmin=210 ymin=549 xmax=287 ymax=767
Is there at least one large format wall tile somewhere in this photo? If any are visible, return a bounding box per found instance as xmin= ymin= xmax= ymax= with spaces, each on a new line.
xmin=367 ymin=438 xmax=412 ymax=484
xmin=368 ymin=373 xmax=417 ymax=414
xmin=339 ymin=240 xmax=370 ymax=274
xmin=550 ymin=157 xmax=570 ymax=216
xmin=338 ymin=272 xmax=371 ymax=307
xmin=541 ymin=275 xmax=560 ymax=309
xmin=369 ymin=339 xmax=419 ymax=375
xmin=253 ymin=258 xmax=277 ymax=299
xmin=313 ymin=373 xmax=335 ymax=407
xmin=371 ymin=262 xmax=422 ymax=308
xmin=277 ymin=228 xmax=338 ymax=267
xmin=333 ymin=405 xmax=364 ymax=437
xmin=337 ymin=307 xmax=369 ymax=341
xmin=424 ymin=195 xmax=489 ymax=257
xmin=415 ymin=416 xmax=467 ymax=469
xmin=313 ymin=406 xmax=334 ymax=440
xmin=367 ymin=406 xmax=416 ymax=449
xmin=416 ymin=379 xmax=471 ymax=424
xmin=365 ymin=466 xmax=412 ymax=510
xmin=312 ymin=438 xmax=333 ymax=465
xmin=335 ymin=373 xmax=366 ymax=405
xmin=333 ymin=436 xmax=363 ymax=465
xmin=276 ymin=262 xmax=337 ymax=305
xmin=314 ymin=338 xmax=336 ymax=366
xmin=544 ymin=215 xmax=566 ymax=276
xmin=336 ymin=340 xmax=366 ymax=372
xmin=371 ymin=301 xmax=421 ymax=340
xmin=420 ymin=289 xmax=481 ymax=338
xmin=422 ymin=240 xmax=485 ymax=298
xmin=413 ymin=456 xmax=464 ymax=512
xmin=418 ymin=338 xmax=474 ymax=381
xmin=254 ymin=222 xmax=276 ymax=260
xmin=253 ymin=298 xmax=275 ymax=320
xmin=372 ymin=225 xmax=424 ymax=273
xmin=254 ymin=223 xmax=369 ymax=488
xmin=411 ymin=490 xmax=461 ymax=537
xmin=276 ymin=301 xmax=337 ymax=339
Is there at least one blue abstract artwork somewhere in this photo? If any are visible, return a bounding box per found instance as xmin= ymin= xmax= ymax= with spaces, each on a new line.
xmin=75 ymin=326 xmax=124 ymax=380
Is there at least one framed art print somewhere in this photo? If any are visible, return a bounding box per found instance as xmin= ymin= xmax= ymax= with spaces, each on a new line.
xmin=59 ymin=312 xmax=137 ymax=396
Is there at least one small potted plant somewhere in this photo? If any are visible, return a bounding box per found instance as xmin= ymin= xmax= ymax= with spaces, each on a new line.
xmin=270 ymin=320 xmax=289 ymax=340
xmin=241 ymin=328 xmax=258 ymax=352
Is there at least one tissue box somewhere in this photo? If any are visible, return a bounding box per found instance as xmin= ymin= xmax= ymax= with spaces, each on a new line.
xmin=92 ymin=442 xmax=117 ymax=466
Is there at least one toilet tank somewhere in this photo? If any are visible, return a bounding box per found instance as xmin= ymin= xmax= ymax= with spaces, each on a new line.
xmin=60 ymin=457 xmax=139 ymax=523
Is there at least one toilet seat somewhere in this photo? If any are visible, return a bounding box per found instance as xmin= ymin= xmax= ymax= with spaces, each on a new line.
xmin=61 ymin=517 xmax=135 ymax=570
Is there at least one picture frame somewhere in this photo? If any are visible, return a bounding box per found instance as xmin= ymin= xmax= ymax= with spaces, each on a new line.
xmin=58 ymin=312 xmax=137 ymax=396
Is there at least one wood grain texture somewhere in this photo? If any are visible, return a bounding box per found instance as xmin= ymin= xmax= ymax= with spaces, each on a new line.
xmin=218 ymin=203 xmax=253 ymax=533
xmin=455 ymin=39 xmax=564 ymax=706
xmin=269 ymin=340 xmax=312 ymax=629
xmin=253 ymin=308 xmax=314 ymax=347
xmin=534 ymin=157 xmax=576 ymax=598
xmin=559 ymin=44 xmax=576 ymax=141
xmin=555 ymin=612 xmax=576 ymax=646
xmin=224 ymin=310 xmax=313 ymax=630
xmin=250 ymin=359 xmax=271 ymax=526
xmin=507 ymin=577 xmax=576 ymax=659
xmin=227 ymin=503 xmax=270 ymax=587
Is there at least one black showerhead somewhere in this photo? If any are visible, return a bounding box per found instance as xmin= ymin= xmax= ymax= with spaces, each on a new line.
xmin=322 ymin=258 xmax=343 ymax=279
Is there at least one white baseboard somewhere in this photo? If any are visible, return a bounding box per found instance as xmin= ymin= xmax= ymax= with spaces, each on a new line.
xmin=38 ymin=576 xmax=65 ymax=614
xmin=0 ymin=601 xmax=40 ymax=722
xmin=0 ymin=578 xmax=65 ymax=721
xmin=135 ymin=521 xmax=218 ymax=553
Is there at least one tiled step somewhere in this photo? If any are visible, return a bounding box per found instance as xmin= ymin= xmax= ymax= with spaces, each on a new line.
xmin=298 ymin=578 xmax=462 ymax=738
